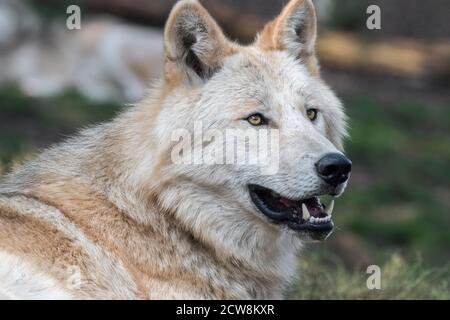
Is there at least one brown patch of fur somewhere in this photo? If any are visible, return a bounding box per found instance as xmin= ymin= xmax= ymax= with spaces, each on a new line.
xmin=0 ymin=202 xmax=89 ymax=296
xmin=29 ymin=178 xmax=241 ymax=298
xmin=30 ymin=182 xmax=153 ymax=295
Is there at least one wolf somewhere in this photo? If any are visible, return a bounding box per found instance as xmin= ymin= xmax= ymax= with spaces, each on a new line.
xmin=0 ymin=0 xmax=163 ymax=102
xmin=0 ymin=0 xmax=351 ymax=299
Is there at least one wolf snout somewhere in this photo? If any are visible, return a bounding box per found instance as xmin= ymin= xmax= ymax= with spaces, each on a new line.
xmin=315 ymin=153 xmax=352 ymax=187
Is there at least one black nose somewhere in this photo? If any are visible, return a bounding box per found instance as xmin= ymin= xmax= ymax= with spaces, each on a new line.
xmin=315 ymin=153 xmax=352 ymax=187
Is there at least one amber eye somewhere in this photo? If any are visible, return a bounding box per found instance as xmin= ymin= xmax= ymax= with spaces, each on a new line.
xmin=246 ymin=113 xmax=268 ymax=126
xmin=307 ymin=108 xmax=318 ymax=121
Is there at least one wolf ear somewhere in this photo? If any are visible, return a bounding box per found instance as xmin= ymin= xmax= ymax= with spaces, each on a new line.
xmin=257 ymin=0 xmax=319 ymax=75
xmin=164 ymin=0 xmax=233 ymax=84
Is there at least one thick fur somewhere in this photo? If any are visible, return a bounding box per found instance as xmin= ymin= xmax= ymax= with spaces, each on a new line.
xmin=0 ymin=0 xmax=348 ymax=299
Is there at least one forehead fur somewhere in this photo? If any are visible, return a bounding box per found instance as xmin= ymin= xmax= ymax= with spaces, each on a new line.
xmin=207 ymin=48 xmax=347 ymax=149
xmin=221 ymin=49 xmax=316 ymax=97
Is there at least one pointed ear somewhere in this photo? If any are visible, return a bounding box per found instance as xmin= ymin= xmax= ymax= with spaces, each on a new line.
xmin=164 ymin=0 xmax=234 ymax=84
xmin=257 ymin=0 xmax=319 ymax=76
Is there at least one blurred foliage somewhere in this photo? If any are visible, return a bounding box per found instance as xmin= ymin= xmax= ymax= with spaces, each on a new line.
xmin=28 ymin=0 xmax=79 ymax=19
xmin=339 ymin=95 xmax=450 ymax=264
xmin=289 ymin=252 xmax=450 ymax=299
xmin=328 ymin=0 xmax=368 ymax=31
xmin=0 ymin=86 xmax=121 ymax=130
xmin=0 ymin=86 xmax=121 ymax=168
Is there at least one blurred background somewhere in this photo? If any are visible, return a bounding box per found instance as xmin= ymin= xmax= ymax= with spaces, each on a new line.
xmin=0 ymin=0 xmax=449 ymax=299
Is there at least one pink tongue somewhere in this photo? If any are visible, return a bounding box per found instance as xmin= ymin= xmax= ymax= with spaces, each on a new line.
xmin=279 ymin=197 xmax=326 ymax=218
xmin=279 ymin=197 xmax=298 ymax=208
xmin=304 ymin=198 xmax=326 ymax=217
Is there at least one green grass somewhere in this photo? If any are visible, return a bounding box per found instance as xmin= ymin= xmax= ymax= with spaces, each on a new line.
xmin=289 ymin=252 xmax=450 ymax=299
xmin=336 ymin=95 xmax=450 ymax=264
xmin=0 ymin=86 xmax=449 ymax=299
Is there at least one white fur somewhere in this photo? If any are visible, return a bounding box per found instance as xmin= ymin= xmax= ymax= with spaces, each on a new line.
xmin=0 ymin=251 xmax=73 ymax=300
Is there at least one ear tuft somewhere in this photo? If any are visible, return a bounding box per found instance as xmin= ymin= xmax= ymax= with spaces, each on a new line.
xmin=164 ymin=0 xmax=233 ymax=83
xmin=257 ymin=0 xmax=319 ymax=75
xmin=285 ymin=0 xmax=316 ymax=51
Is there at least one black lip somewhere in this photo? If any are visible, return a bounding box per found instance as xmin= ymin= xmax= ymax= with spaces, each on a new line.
xmin=248 ymin=184 xmax=294 ymax=222
xmin=289 ymin=220 xmax=334 ymax=241
xmin=248 ymin=184 xmax=334 ymax=236
xmin=288 ymin=220 xmax=334 ymax=232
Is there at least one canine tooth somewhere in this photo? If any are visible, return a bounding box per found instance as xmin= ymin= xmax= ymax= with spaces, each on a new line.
xmin=325 ymin=200 xmax=335 ymax=215
xmin=302 ymin=203 xmax=310 ymax=220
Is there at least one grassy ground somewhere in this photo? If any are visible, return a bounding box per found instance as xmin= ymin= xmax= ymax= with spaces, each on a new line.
xmin=290 ymin=252 xmax=450 ymax=299
xmin=0 ymin=85 xmax=449 ymax=299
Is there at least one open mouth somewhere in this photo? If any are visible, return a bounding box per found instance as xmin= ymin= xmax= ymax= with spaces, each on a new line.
xmin=248 ymin=184 xmax=335 ymax=240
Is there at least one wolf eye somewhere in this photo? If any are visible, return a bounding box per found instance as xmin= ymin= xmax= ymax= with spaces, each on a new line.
xmin=306 ymin=108 xmax=318 ymax=121
xmin=246 ymin=113 xmax=268 ymax=126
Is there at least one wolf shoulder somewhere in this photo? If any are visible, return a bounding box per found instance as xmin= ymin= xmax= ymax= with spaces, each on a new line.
xmin=0 ymin=195 xmax=74 ymax=299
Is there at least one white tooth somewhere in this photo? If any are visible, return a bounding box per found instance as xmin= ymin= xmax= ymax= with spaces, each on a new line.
xmin=325 ymin=200 xmax=335 ymax=215
xmin=302 ymin=203 xmax=310 ymax=220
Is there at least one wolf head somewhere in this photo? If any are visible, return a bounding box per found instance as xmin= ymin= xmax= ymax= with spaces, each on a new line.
xmin=145 ymin=0 xmax=351 ymax=256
